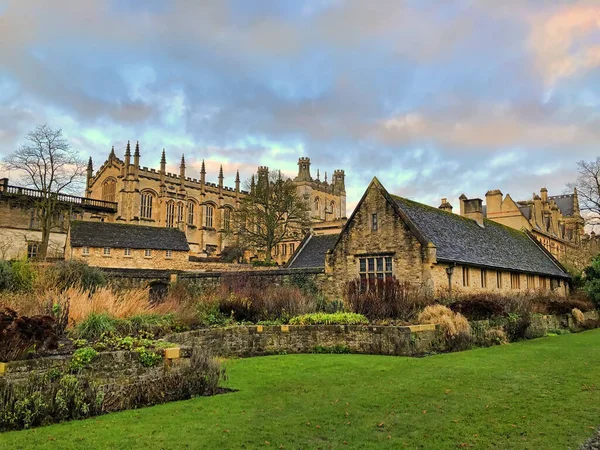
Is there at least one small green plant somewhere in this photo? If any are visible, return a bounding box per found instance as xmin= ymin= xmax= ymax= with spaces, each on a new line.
xmin=289 ymin=312 xmax=368 ymax=325
xmin=69 ymin=347 xmax=98 ymax=372
xmin=135 ymin=347 xmax=162 ymax=367
xmin=76 ymin=313 xmax=117 ymax=340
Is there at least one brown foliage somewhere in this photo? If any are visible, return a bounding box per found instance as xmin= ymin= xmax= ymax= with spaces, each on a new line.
xmin=345 ymin=278 xmax=434 ymax=322
xmin=0 ymin=308 xmax=58 ymax=362
xmin=417 ymin=304 xmax=470 ymax=339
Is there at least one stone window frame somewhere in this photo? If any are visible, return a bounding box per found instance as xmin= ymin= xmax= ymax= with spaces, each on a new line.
xmin=540 ymin=276 xmax=548 ymax=290
xmin=144 ymin=249 xmax=152 ymax=258
xmin=223 ymin=206 xmax=233 ymax=231
xmin=166 ymin=201 xmax=175 ymax=228
xmin=462 ymin=266 xmax=470 ymax=287
xmin=177 ymin=201 xmax=185 ymax=226
xmin=358 ymin=255 xmax=393 ymax=288
xmin=82 ymin=246 xmax=90 ymax=256
xmin=165 ymin=249 xmax=173 ymax=259
xmin=140 ymin=191 xmax=155 ymax=219
xmin=496 ymin=271 xmax=502 ymax=289
xmin=289 ymin=243 xmax=295 ymax=255
xmin=101 ymin=177 xmax=117 ymax=203
xmin=480 ymin=268 xmax=487 ymax=288
xmin=124 ymin=248 xmax=132 ymax=257
xmin=274 ymin=245 xmax=279 ymax=256
xmin=187 ymin=201 xmax=195 ymax=225
xmin=103 ymin=247 xmax=111 ymax=256
xmin=27 ymin=241 xmax=40 ymax=260
xmin=205 ymin=204 xmax=215 ymax=228
xmin=526 ymin=274 xmax=536 ymax=289
xmin=510 ymin=273 xmax=521 ymax=289
xmin=371 ymin=213 xmax=378 ymax=232
xmin=282 ymin=244 xmax=287 ymax=256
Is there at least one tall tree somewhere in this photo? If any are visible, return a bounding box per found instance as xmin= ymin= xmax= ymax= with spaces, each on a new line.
xmin=230 ymin=169 xmax=310 ymax=263
xmin=2 ymin=124 xmax=86 ymax=258
xmin=568 ymin=157 xmax=600 ymax=226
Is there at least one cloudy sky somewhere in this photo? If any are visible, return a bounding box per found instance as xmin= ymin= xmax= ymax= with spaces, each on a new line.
xmin=1 ymin=0 xmax=599 ymax=214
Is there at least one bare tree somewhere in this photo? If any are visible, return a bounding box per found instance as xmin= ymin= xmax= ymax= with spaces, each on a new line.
xmin=230 ymin=170 xmax=310 ymax=264
xmin=568 ymin=157 xmax=600 ymax=227
xmin=2 ymin=125 xmax=86 ymax=258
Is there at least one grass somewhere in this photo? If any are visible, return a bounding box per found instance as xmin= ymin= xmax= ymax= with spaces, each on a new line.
xmin=2 ymin=330 xmax=600 ymax=449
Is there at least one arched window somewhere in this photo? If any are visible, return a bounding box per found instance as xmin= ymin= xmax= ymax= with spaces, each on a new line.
xmin=102 ymin=178 xmax=116 ymax=202
xmin=314 ymin=197 xmax=320 ymax=216
xmin=223 ymin=207 xmax=231 ymax=231
xmin=205 ymin=204 xmax=214 ymax=228
xmin=330 ymin=201 xmax=336 ymax=218
xmin=166 ymin=201 xmax=175 ymax=228
xmin=140 ymin=191 xmax=154 ymax=219
xmin=177 ymin=202 xmax=184 ymax=225
xmin=187 ymin=201 xmax=195 ymax=225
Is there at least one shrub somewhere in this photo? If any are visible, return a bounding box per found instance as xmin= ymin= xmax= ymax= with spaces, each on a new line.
xmin=478 ymin=328 xmax=509 ymax=347
xmin=449 ymin=294 xmax=505 ymax=321
xmin=584 ymin=256 xmax=600 ymax=308
xmin=53 ymin=261 xmax=106 ymax=292
xmin=542 ymin=296 xmax=594 ymax=315
xmin=572 ymin=308 xmax=585 ymax=325
xmin=313 ymin=345 xmax=350 ymax=354
xmin=0 ymin=372 xmax=104 ymax=431
xmin=135 ymin=347 xmax=162 ymax=367
xmin=9 ymin=259 xmax=35 ymax=292
xmin=346 ymin=278 xmax=433 ymax=322
xmin=0 ymin=260 xmax=16 ymax=291
xmin=75 ymin=312 xmax=117 ymax=340
xmin=69 ymin=347 xmax=98 ymax=372
xmin=417 ymin=304 xmax=470 ymax=339
xmin=0 ymin=308 xmax=58 ymax=362
xmin=289 ymin=312 xmax=368 ymax=325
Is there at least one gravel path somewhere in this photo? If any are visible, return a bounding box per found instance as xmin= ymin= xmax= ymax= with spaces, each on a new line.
xmin=580 ymin=428 xmax=600 ymax=450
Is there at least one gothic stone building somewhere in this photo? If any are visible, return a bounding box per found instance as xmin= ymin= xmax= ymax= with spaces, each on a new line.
xmin=85 ymin=142 xmax=346 ymax=263
xmin=290 ymin=178 xmax=570 ymax=298
xmin=449 ymin=188 xmax=583 ymax=260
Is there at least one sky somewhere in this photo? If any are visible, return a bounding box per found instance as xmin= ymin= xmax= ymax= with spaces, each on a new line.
xmin=1 ymin=0 xmax=600 ymax=214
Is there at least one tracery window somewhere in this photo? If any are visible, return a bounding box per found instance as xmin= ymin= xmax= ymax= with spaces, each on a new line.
xmin=166 ymin=201 xmax=175 ymax=228
xmin=205 ymin=205 xmax=214 ymax=228
xmin=140 ymin=192 xmax=154 ymax=219
xmin=177 ymin=202 xmax=184 ymax=225
xmin=102 ymin=178 xmax=116 ymax=202
xmin=187 ymin=202 xmax=195 ymax=225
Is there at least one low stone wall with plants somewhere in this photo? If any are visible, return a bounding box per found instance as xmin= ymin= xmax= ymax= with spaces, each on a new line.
xmin=166 ymin=324 xmax=442 ymax=357
xmin=0 ymin=346 xmax=223 ymax=432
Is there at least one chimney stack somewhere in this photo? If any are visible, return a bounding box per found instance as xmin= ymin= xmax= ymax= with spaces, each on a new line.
xmin=438 ymin=198 xmax=453 ymax=213
xmin=462 ymin=197 xmax=484 ymax=227
xmin=485 ymin=189 xmax=503 ymax=216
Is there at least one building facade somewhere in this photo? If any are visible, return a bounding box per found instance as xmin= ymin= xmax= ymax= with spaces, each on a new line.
xmin=66 ymin=221 xmax=190 ymax=270
xmin=85 ymin=142 xmax=346 ymax=263
xmin=305 ymin=178 xmax=570 ymax=299
xmin=472 ymin=188 xmax=584 ymax=259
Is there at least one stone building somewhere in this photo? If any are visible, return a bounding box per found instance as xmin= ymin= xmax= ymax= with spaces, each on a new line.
xmin=85 ymin=143 xmax=346 ymax=263
xmin=0 ymin=178 xmax=117 ymax=260
xmin=65 ymin=221 xmax=189 ymax=270
xmin=293 ymin=178 xmax=570 ymax=298
xmin=460 ymin=188 xmax=584 ymax=259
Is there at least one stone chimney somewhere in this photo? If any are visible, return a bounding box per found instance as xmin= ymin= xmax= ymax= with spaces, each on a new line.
xmin=458 ymin=194 xmax=467 ymax=216
xmin=485 ymin=189 xmax=503 ymax=216
xmin=462 ymin=198 xmax=484 ymax=227
xmin=438 ymin=198 xmax=453 ymax=213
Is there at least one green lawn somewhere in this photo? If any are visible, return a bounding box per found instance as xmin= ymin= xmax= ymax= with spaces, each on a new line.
xmin=2 ymin=331 xmax=600 ymax=449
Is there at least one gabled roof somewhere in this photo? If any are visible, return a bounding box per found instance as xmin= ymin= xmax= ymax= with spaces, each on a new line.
xmin=391 ymin=194 xmax=569 ymax=278
xmin=287 ymin=233 xmax=338 ymax=269
xmin=549 ymin=194 xmax=575 ymax=217
xmin=69 ymin=221 xmax=189 ymax=251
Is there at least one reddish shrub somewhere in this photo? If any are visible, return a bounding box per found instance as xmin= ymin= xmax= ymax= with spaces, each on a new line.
xmin=449 ymin=294 xmax=505 ymax=320
xmin=0 ymin=307 xmax=58 ymax=362
xmin=345 ymin=278 xmax=433 ymax=322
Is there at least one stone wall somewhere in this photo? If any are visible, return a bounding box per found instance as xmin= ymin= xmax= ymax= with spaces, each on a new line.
xmin=165 ymin=324 xmax=441 ymax=357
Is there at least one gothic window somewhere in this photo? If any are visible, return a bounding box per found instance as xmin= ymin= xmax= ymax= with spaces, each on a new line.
xmin=314 ymin=197 xmax=320 ymax=214
xmin=223 ymin=208 xmax=231 ymax=231
xmin=140 ymin=192 xmax=154 ymax=219
xmin=177 ymin=202 xmax=184 ymax=225
xmin=331 ymin=201 xmax=336 ymax=218
xmin=101 ymin=178 xmax=116 ymax=202
xmin=187 ymin=202 xmax=195 ymax=225
xmin=166 ymin=201 xmax=175 ymax=228
xmin=205 ymin=205 xmax=214 ymax=228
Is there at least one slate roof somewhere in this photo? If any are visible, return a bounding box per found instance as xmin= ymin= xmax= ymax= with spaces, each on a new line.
xmin=69 ymin=221 xmax=190 ymax=251
xmin=287 ymin=234 xmax=338 ymax=269
xmin=549 ymin=194 xmax=575 ymax=217
xmin=391 ymin=195 xmax=569 ymax=278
